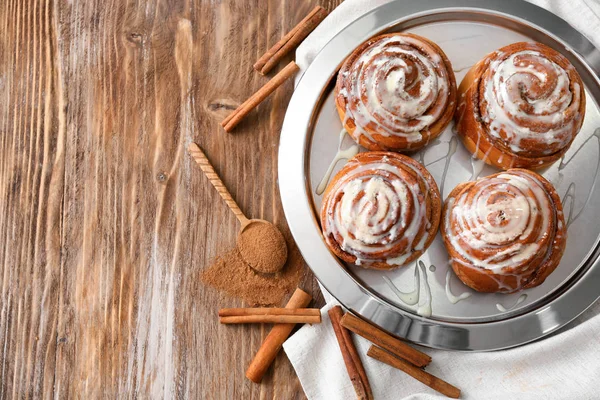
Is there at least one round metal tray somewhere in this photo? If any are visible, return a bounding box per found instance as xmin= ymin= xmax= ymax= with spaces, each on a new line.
xmin=278 ymin=0 xmax=600 ymax=350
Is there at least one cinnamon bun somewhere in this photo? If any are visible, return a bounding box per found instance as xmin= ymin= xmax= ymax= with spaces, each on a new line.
xmin=455 ymin=42 xmax=586 ymax=170
xmin=335 ymin=33 xmax=457 ymax=152
xmin=320 ymin=152 xmax=441 ymax=270
xmin=441 ymin=169 xmax=567 ymax=293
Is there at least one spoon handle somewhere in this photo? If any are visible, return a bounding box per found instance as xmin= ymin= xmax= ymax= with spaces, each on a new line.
xmin=188 ymin=142 xmax=249 ymax=225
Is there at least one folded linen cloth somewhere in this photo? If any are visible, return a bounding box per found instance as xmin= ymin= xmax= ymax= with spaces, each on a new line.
xmin=284 ymin=301 xmax=600 ymax=400
xmin=284 ymin=1 xmax=600 ymax=398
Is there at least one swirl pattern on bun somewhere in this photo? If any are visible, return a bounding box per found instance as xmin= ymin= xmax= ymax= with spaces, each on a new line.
xmin=455 ymin=42 xmax=586 ymax=170
xmin=335 ymin=33 xmax=457 ymax=152
xmin=321 ymin=152 xmax=441 ymax=270
xmin=441 ymin=169 xmax=567 ymax=293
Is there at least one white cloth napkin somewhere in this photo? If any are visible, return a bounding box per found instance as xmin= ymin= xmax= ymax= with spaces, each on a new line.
xmin=284 ymin=1 xmax=600 ymax=399
xmin=284 ymin=301 xmax=600 ymax=400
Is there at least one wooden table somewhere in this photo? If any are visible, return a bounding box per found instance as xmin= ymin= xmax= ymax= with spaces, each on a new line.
xmin=0 ymin=0 xmax=343 ymax=397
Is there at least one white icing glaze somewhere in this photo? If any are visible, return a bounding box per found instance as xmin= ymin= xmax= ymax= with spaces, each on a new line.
xmin=444 ymin=170 xmax=554 ymax=274
xmin=323 ymin=155 xmax=436 ymax=266
xmin=383 ymin=273 xmax=418 ymax=305
xmin=384 ymin=260 xmax=433 ymax=317
xmin=439 ymin=136 xmax=458 ymax=197
xmin=416 ymin=261 xmax=432 ymax=317
xmin=469 ymin=156 xmax=486 ymax=180
xmin=481 ymin=50 xmax=581 ymax=156
xmin=316 ymin=129 xmax=360 ymax=195
xmin=496 ymin=293 xmax=527 ymax=312
xmin=445 ymin=270 xmax=472 ymax=304
xmin=338 ymin=34 xmax=451 ymax=145
xmin=560 ymin=128 xmax=600 ymax=228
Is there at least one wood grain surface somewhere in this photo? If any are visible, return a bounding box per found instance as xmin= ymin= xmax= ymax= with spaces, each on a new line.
xmin=0 ymin=0 xmax=343 ymax=398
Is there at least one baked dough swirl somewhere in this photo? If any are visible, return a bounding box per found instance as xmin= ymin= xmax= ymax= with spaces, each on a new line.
xmin=320 ymin=152 xmax=441 ymax=270
xmin=455 ymin=42 xmax=586 ymax=170
xmin=441 ymin=169 xmax=567 ymax=293
xmin=335 ymin=33 xmax=457 ymax=152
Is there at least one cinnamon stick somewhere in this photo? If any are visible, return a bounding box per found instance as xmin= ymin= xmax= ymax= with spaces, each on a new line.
xmin=340 ymin=313 xmax=431 ymax=368
xmin=254 ymin=6 xmax=328 ymax=75
xmin=219 ymin=308 xmax=321 ymax=317
xmin=329 ymin=306 xmax=373 ymax=400
xmin=368 ymin=345 xmax=461 ymax=399
xmin=221 ymin=61 xmax=300 ymax=132
xmin=220 ymin=314 xmax=320 ymax=324
xmin=245 ymin=288 xmax=313 ymax=383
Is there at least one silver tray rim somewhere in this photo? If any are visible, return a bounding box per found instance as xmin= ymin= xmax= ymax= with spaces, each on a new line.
xmin=278 ymin=0 xmax=600 ymax=351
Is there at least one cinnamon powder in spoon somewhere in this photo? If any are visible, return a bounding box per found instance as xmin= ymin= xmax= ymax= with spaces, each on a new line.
xmin=237 ymin=222 xmax=288 ymax=273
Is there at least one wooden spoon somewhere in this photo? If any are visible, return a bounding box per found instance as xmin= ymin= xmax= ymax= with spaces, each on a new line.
xmin=188 ymin=143 xmax=288 ymax=273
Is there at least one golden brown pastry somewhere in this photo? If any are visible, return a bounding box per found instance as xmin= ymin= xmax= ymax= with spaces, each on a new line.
xmin=320 ymin=152 xmax=441 ymax=270
xmin=335 ymin=33 xmax=457 ymax=152
xmin=441 ymin=169 xmax=567 ymax=293
xmin=455 ymin=42 xmax=586 ymax=170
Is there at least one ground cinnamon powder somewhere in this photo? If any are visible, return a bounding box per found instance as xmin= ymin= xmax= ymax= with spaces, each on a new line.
xmin=237 ymin=222 xmax=288 ymax=273
xmin=201 ymin=246 xmax=303 ymax=306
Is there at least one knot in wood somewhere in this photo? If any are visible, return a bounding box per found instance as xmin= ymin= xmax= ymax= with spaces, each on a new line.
xmin=156 ymin=172 xmax=168 ymax=183
xmin=126 ymin=32 xmax=143 ymax=46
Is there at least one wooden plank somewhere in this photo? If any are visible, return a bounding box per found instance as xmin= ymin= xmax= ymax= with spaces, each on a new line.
xmin=1 ymin=0 xmax=342 ymax=398
xmin=0 ymin=0 xmax=64 ymax=398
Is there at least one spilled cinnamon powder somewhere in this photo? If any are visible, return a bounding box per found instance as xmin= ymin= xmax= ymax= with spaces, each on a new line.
xmin=201 ymin=246 xmax=303 ymax=306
